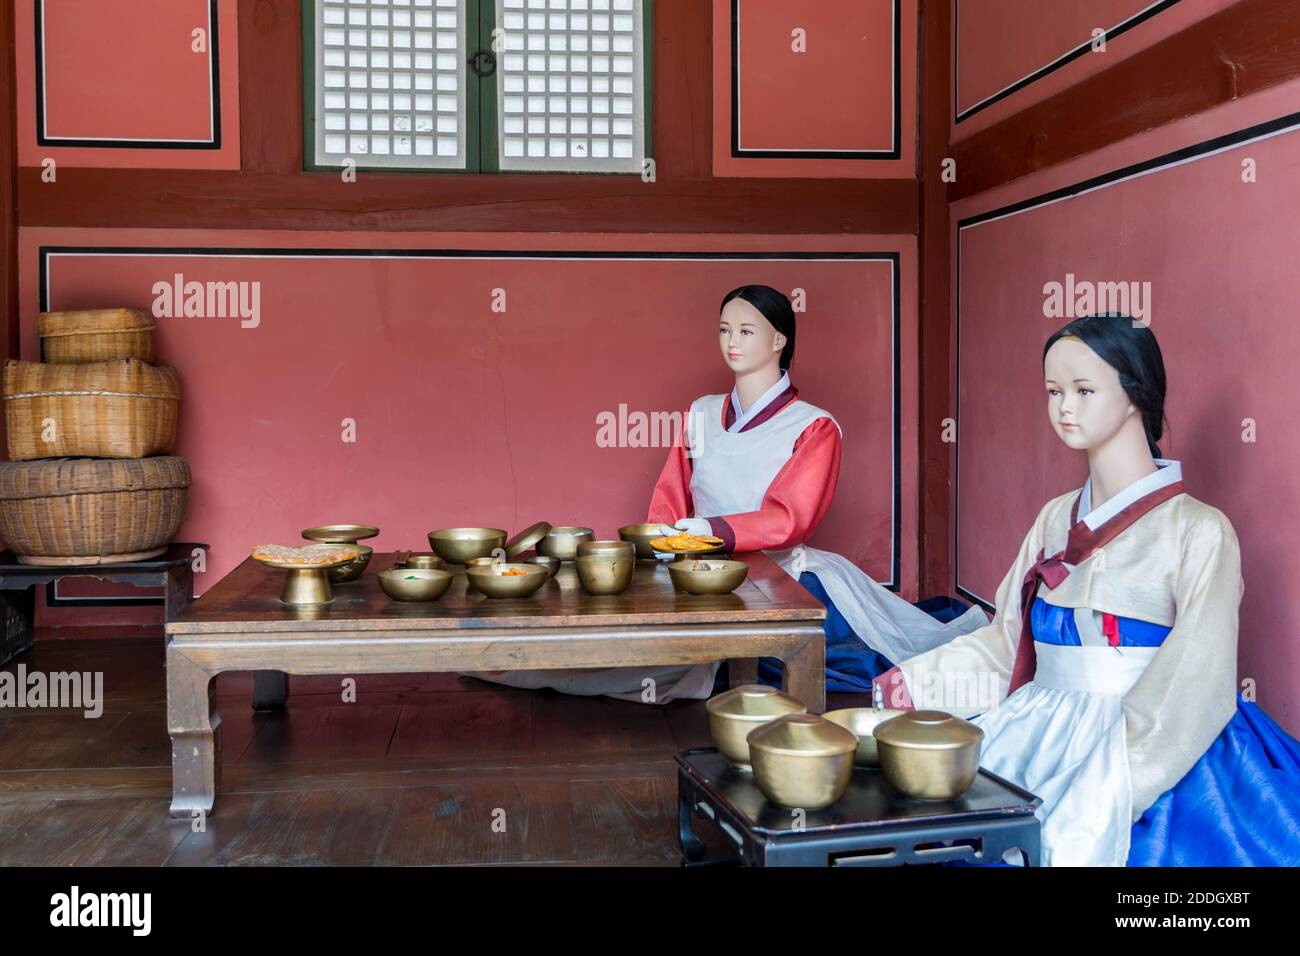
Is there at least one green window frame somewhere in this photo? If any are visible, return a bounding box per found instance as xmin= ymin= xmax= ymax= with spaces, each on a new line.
xmin=304 ymin=0 xmax=653 ymax=175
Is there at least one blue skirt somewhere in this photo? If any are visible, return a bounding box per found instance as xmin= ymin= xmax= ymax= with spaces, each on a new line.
xmin=1128 ymin=694 xmax=1300 ymax=866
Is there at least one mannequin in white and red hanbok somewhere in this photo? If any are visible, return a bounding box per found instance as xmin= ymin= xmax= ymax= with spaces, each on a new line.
xmin=470 ymin=285 xmax=987 ymax=702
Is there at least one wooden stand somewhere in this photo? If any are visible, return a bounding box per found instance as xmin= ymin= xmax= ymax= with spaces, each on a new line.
xmin=0 ymin=542 xmax=207 ymax=666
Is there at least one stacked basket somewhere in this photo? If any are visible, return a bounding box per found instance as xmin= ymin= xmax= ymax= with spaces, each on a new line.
xmin=0 ymin=309 xmax=191 ymax=566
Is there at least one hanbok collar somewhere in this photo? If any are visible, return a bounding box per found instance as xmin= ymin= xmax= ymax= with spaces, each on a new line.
xmin=725 ymin=371 xmax=797 ymax=433
xmin=1077 ymin=458 xmax=1182 ymax=531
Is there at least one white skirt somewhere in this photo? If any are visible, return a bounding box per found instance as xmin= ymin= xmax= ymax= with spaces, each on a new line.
xmin=972 ymin=642 xmax=1157 ymax=866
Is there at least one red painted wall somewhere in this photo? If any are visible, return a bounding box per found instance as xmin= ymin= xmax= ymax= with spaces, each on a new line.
xmin=712 ymin=0 xmax=918 ymax=177
xmin=14 ymin=0 xmax=240 ymax=168
xmin=952 ymin=76 xmax=1300 ymax=733
xmin=951 ymin=0 xmax=1238 ymax=139
xmin=18 ymin=231 xmax=921 ymax=624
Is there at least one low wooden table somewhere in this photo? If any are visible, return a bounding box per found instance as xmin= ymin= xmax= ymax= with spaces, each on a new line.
xmin=164 ymin=551 xmax=827 ymax=818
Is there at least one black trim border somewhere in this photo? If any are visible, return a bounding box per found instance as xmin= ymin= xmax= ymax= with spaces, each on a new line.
xmin=954 ymin=0 xmax=1182 ymax=125
xmin=730 ymin=0 xmax=902 ymax=161
xmin=34 ymin=0 xmax=222 ymax=150
xmin=39 ymin=247 xmax=904 ymax=591
xmin=953 ymin=108 xmax=1300 ymax=611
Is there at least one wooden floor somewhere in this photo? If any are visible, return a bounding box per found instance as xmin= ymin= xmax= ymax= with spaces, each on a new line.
xmin=0 ymin=633 xmax=868 ymax=866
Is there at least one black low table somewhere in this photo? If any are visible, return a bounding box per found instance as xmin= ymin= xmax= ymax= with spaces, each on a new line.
xmin=0 ymin=543 xmax=207 ymax=665
xmin=676 ymin=747 xmax=1042 ymax=867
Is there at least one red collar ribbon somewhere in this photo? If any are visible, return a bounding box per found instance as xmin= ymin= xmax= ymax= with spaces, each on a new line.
xmin=1006 ymin=480 xmax=1185 ymax=694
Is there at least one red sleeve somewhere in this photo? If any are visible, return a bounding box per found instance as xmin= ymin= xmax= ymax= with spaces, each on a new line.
xmin=703 ymin=417 xmax=841 ymax=553
xmin=645 ymin=406 xmax=695 ymax=524
xmin=872 ymin=666 xmax=915 ymax=711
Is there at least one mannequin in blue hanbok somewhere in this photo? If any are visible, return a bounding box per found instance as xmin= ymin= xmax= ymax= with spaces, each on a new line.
xmin=874 ymin=314 xmax=1300 ymax=866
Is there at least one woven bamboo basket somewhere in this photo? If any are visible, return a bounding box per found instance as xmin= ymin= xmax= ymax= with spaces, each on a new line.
xmin=3 ymin=358 xmax=180 ymax=461
xmin=38 ymin=308 xmax=156 ymax=364
xmin=0 ymin=457 xmax=191 ymax=566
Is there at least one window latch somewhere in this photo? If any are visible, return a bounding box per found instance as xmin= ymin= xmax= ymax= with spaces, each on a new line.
xmin=468 ymin=48 xmax=496 ymax=77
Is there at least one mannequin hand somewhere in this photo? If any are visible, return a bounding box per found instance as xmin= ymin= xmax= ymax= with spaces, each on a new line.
xmin=671 ymin=517 xmax=713 ymax=537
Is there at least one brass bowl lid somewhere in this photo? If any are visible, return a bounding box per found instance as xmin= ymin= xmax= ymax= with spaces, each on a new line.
xmin=302 ymin=524 xmax=380 ymax=543
xmin=873 ymin=710 xmax=985 ymax=750
xmin=747 ymin=714 xmax=858 ymax=757
xmin=504 ymin=521 xmax=552 ymax=557
xmin=706 ymin=684 xmax=805 ymax=720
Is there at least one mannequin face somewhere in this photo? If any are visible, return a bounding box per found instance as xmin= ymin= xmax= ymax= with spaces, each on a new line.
xmin=1043 ymin=335 xmax=1142 ymax=451
xmin=719 ymin=298 xmax=785 ymax=376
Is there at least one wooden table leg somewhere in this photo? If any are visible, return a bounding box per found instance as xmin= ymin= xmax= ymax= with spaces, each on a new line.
xmin=252 ymin=670 xmax=289 ymax=711
xmin=163 ymin=564 xmax=195 ymax=624
xmin=781 ymin=631 xmax=826 ymax=714
xmin=167 ymin=648 xmax=221 ymax=818
xmin=728 ymin=657 xmax=759 ymax=688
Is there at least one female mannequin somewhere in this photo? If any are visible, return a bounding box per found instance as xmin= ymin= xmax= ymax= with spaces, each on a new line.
xmin=471 ymin=285 xmax=987 ymax=702
xmin=873 ymin=314 xmax=1300 ymax=866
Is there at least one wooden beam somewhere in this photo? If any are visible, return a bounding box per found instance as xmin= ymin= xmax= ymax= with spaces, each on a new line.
xmin=951 ymin=0 xmax=1300 ymax=200
xmin=0 ymin=0 xmax=17 ymax=360
xmin=17 ymin=168 xmax=918 ymax=234
xmin=917 ymin=0 xmax=952 ymax=598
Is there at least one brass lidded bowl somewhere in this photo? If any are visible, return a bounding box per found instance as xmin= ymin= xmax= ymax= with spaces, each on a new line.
xmin=466 ymin=562 xmax=549 ymax=598
xmin=302 ymin=524 xmax=379 ymax=544
xmin=668 ymin=558 xmax=749 ymax=595
xmin=748 ymin=714 xmax=859 ymax=810
xmin=574 ymin=552 xmax=634 ymax=595
xmin=327 ymin=544 xmax=373 ymax=583
xmin=378 ymin=567 xmax=453 ymax=602
xmin=428 ymin=527 xmax=508 ymax=564
xmin=522 ymin=554 xmax=560 ymax=577
xmin=825 ymin=707 xmax=907 ymax=767
xmin=618 ymin=523 xmax=665 ymax=558
xmin=504 ymin=521 xmax=552 ymax=558
xmin=705 ymin=684 xmax=806 ymax=771
xmin=536 ymin=526 xmax=595 ymax=560
xmin=874 ymin=710 xmax=984 ymax=800
xmin=401 ymin=553 xmax=445 ymax=570
xmin=577 ymin=539 xmax=636 ymax=559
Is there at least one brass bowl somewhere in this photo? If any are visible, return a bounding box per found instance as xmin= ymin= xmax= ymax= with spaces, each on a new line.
xmin=874 ymin=710 xmax=984 ymax=800
xmin=522 ymin=554 xmax=560 ymax=577
xmin=464 ymin=556 xmax=500 ymax=569
xmin=401 ymin=553 xmax=445 ymax=570
xmin=705 ymin=684 xmax=807 ymax=771
xmin=327 ymin=544 xmax=373 ymax=584
xmin=574 ymin=553 xmax=634 ymax=595
xmin=536 ymin=526 xmax=594 ymax=560
xmin=466 ymin=563 xmax=549 ymax=598
xmin=824 ymin=707 xmax=907 ymax=767
xmin=618 ymin=523 xmax=665 ymax=558
xmin=748 ymin=714 xmax=859 ymax=810
xmin=668 ymin=558 xmax=749 ymax=595
xmin=302 ymin=524 xmax=379 ymax=544
xmin=378 ymin=568 xmax=453 ymax=602
xmin=577 ymin=539 xmax=636 ymax=559
xmin=428 ymin=527 xmax=508 ymax=564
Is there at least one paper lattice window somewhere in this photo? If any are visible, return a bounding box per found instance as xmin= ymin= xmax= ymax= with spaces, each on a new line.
xmin=313 ymin=0 xmax=468 ymax=170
